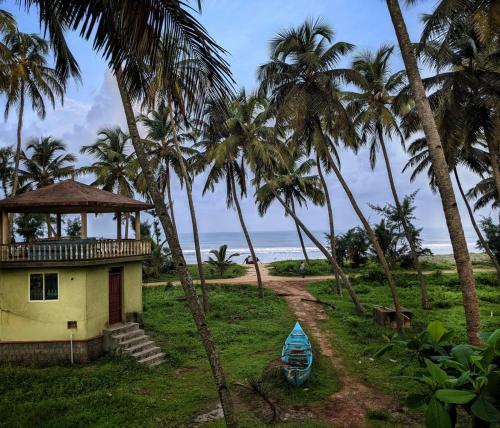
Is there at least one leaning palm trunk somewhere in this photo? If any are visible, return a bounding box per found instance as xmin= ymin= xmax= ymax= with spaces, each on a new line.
xmin=290 ymin=199 xmax=310 ymax=263
xmin=167 ymin=99 xmax=209 ymax=314
xmin=165 ymin=166 xmax=178 ymax=233
xmin=230 ymin=175 xmax=264 ymax=299
xmin=116 ymin=71 xmax=238 ymax=427
xmin=11 ymin=85 xmax=24 ymax=197
xmin=324 ymin=150 xmax=404 ymax=329
xmin=378 ymin=131 xmax=431 ymax=309
xmin=266 ymin=180 xmax=365 ymax=314
xmin=316 ymin=154 xmax=341 ymax=294
xmin=386 ymin=0 xmax=481 ymax=344
xmin=454 ymin=169 xmax=500 ymax=278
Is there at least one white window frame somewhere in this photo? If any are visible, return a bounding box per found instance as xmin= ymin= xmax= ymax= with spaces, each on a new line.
xmin=28 ymin=272 xmax=59 ymax=302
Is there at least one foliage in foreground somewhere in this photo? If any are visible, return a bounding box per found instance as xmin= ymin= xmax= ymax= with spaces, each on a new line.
xmin=376 ymin=322 xmax=500 ymax=427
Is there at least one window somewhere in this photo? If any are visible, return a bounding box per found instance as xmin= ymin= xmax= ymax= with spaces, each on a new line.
xmin=29 ymin=273 xmax=59 ymax=301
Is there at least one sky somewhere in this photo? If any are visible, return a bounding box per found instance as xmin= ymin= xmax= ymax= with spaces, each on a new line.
xmin=0 ymin=0 xmax=495 ymax=240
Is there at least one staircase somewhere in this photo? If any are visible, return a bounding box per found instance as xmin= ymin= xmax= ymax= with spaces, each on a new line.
xmin=103 ymin=322 xmax=165 ymax=367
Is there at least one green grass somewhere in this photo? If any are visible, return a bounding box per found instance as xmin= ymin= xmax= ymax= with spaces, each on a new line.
xmin=306 ymin=271 xmax=500 ymax=403
xmin=142 ymin=263 xmax=247 ymax=283
xmin=268 ymin=254 xmax=495 ymax=278
xmin=0 ymin=285 xmax=340 ymax=427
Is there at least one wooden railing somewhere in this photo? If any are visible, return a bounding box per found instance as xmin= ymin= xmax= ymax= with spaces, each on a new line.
xmin=0 ymin=239 xmax=151 ymax=263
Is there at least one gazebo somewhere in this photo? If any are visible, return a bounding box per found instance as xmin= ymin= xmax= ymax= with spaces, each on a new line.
xmin=0 ymin=180 xmax=161 ymax=365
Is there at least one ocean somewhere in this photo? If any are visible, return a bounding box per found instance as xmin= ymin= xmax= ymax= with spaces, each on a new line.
xmin=178 ymin=227 xmax=480 ymax=264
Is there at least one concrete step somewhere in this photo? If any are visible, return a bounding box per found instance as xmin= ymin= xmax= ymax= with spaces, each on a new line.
xmin=148 ymin=359 xmax=165 ymax=368
xmin=132 ymin=346 xmax=160 ymax=360
xmin=139 ymin=352 xmax=165 ymax=366
xmin=105 ymin=322 xmax=139 ymax=335
xmin=113 ymin=329 xmax=144 ymax=343
xmin=123 ymin=340 xmax=155 ymax=355
xmin=120 ymin=334 xmax=149 ymax=349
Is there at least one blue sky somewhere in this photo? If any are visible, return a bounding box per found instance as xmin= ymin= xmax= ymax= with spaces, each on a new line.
xmin=0 ymin=1 xmax=494 ymax=242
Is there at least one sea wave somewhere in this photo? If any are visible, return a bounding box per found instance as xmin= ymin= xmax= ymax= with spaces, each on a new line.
xmin=182 ymin=246 xmax=322 ymax=254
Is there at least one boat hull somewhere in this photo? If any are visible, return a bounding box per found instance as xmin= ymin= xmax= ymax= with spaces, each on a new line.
xmin=281 ymin=322 xmax=313 ymax=386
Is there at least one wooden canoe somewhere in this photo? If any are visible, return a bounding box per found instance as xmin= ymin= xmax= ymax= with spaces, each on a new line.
xmin=281 ymin=321 xmax=313 ymax=386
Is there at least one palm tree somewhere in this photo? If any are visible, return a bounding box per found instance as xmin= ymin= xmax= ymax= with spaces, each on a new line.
xmin=201 ymin=91 xmax=266 ymax=299
xmin=467 ymin=176 xmax=498 ymax=211
xmin=19 ymin=1 xmax=237 ymax=422
xmin=348 ymin=44 xmax=431 ymax=308
xmin=19 ymin=136 xmax=75 ymax=190
xmin=80 ymin=127 xmax=136 ymax=239
xmin=254 ymin=143 xmax=325 ymax=264
xmin=1 ymin=30 xmax=65 ymax=197
xmin=385 ymin=0 xmax=481 ymax=344
xmin=258 ymin=19 xmax=404 ymax=329
xmin=404 ymin=136 xmax=500 ymax=277
xmin=115 ymin=71 xmax=237 ymax=427
xmin=206 ymin=245 xmax=240 ymax=277
xmin=0 ymin=146 xmax=13 ymax=197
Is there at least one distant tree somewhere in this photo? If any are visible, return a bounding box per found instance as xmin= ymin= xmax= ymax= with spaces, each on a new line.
xmin=0 ymin=146 xmax=13 ymax=197
xmin=477 ymin=217 xmax=500 ymax=263
xmin=337 ymin=227 xmax=370 ymax=268
xmin=19 ymin=136 xmax=75 ymax=190
xmin=65 ymin=217 xmax=81 ymax=238
xmin=15 ymin=213 xmax=44 ymax=241
xmin=206 ymin=245 xmax=240 ymax=277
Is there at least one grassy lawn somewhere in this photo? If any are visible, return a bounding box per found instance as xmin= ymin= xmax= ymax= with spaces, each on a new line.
xmin=268 ymin=254 xmax=494 ymax=277
xmin=306 ymin=271 xmax=500 ymax=404
xmin=142 ymin=263 xmax=247 ymax=283
xmin=0 ymin=285 xmax=340 ymax=427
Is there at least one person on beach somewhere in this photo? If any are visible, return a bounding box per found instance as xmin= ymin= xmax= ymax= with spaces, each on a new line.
xmin=244 ymin=255 xmax=260 ymax=264
xmin=299 ymin=261 xmax=305 ymax=278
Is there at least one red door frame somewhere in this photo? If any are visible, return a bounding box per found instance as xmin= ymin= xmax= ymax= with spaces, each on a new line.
xmin=108 ymin=268 xmax=123 ymax=325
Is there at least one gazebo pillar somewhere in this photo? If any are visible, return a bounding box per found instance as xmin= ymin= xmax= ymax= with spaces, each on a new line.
xmin=56 ymin=214 xmax=62 ymax=238
xmin=135 ymin=211 xmax=141 ymax=240
xmin=116 ymin=212 xmax=122 ymax=240
xmin=0 ymin=210 xmax=7 ymax=244
xmin=81 ymin=211 xmax=88 ymax=239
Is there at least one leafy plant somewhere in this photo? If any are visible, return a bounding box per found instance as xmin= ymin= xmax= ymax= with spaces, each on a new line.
xmin=206 ymin=244 xmax=240 ymax=277
xmin=477 ymin=217 xmax=500 ymax=264
xmin=376 ymin=322 xmax=500 ymax=427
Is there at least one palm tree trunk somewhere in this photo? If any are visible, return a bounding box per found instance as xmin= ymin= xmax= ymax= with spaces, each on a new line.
xmin=316 ymin=154 xmax=341 ymax=294
xmin=324 ymin=150 xmax=404 ymax=329
xmin=230 ymin=174 xmax=264 ymax=298
xmin=115 ymin=71 xmax=238 ymax=428
xmin=386 ymin=0 xmax=481 ymax=344
xmin=290 ymin=199 xmax=309 ymax=263
xmin=165 ymin=166 xmax=178 ymax=233
xmin=11 ymin=85 xmax=24 ymax=197
xmin=125 ymin=212 xmax=129 ymax=240
xmin=485 ymin=108 xmax=500 ymax=203
xmin=454 ymin=169 xmax=500 ymax=277
xmin=166 ymin=98 xmax=209 ymax=313
xmin=378 ymin=130 xmax=431 ymax=309
xmin=268 ymin=182 xmax=365 ymax=315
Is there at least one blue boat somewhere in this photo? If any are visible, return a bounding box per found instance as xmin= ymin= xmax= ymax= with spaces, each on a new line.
xmin=281 ymin=321 xmax=313 ymax=386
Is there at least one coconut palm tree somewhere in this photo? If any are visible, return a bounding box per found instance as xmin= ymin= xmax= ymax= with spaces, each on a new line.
xmin=19 ymin=136 xmax=75 ymax=190
xmin=404 ymin=136 xmax=500 ymax=277
xmin=80 ymin=127 xmax=136 ymax=239
xmin=385 ymin=0 xmax=481 ymax=344
xmin=18 ymin=1 xmax=237 ymax=422
xmin=201 ymin=91 xmax=267 ymax=299
xmin=0 ymin=146 xmax=13 ymax=197
xmin=254 ymin=142 xmax=325 ymax=264
xmin=258 ymin=19 xmax=404 ymax=329
xmin=467 ymin=176 xmax=498 ymax=211
xmin=348 ymin=44 xmax=431 ymax=308
xmin=206 ymin=244 xmax=240 ymax=277
xmin=1 ymin=31 xmax=65 ymax=197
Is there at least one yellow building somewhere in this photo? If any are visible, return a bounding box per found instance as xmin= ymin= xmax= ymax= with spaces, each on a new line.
xmin=0 ymin=180 xmax=159 ymax=365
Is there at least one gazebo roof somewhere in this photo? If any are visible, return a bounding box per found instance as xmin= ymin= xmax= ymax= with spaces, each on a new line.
xmin=0 ymin=180 xmax=154 ymax=213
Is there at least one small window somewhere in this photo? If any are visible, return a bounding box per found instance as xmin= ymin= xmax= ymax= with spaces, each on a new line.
xmin=29 ymin=273 xmax=59 ymax=301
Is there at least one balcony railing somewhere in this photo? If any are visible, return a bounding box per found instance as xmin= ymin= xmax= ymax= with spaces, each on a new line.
xmin=0 ymin=239 xmax=151 ymax=263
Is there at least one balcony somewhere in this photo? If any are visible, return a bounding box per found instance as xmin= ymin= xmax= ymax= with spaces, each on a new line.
xmin=0 ymin=238 xmax=151 ymax=268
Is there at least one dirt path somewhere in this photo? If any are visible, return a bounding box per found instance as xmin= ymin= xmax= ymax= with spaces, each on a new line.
xmin=265 ymin=273 xmax=414 ymax=427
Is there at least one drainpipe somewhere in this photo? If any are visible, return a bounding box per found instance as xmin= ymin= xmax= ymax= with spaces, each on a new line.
xmin=70 ymin=333 xmax=74 ymax=365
